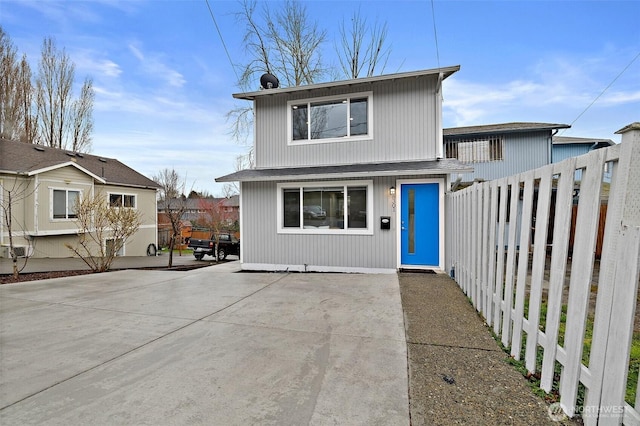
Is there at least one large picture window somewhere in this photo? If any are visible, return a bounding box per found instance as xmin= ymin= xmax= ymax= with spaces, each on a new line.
xmin=289 ymin=93 xmax=371 ymax=144
xmin=52 ymin=189 xmax=80 ymax=219
xmin=278 ymin=181 xmax=372 ymax=234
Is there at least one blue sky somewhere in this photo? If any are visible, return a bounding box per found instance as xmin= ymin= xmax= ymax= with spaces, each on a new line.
xmin=1 ymin=0 xmax=638 ymax=195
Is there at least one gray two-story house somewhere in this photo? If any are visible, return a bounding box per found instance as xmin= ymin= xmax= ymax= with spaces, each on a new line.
xmin=217 ymin=67 xmax=470 ymax=273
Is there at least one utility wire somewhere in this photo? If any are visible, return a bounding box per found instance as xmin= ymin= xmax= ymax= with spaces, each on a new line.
xmin=430 ymin=0 xmax=441 ymax=69
xmin=205 ymin=0 xmax=240 ymax=83
xmin=559 ymin=50 xmax=640 ymax=135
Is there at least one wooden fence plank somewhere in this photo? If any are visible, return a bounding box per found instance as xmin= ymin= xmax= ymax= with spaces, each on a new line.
xmin=525 ymin=168 xmax=553 ymax=373
xmin=502 ymin=176 xmax=522 ymax=347
xmin=493 ymin=179 xmax=509 ymax=334
xmin=511 ymin=172 xmax=535 ymax=359
xmin=481 ymin=184 xmax=491 ymax=318
xmin=559 ymin=148 xmax=606 ymax=417
xmin=598 ymin=227 xmax=640 ymax=426
xmin=540 ymin=157 xmax=577 ymax=392
xmin=486 ymin=181 xmax=499 ymax=328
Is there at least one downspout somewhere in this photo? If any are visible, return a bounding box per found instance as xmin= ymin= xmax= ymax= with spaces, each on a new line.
xmin=436 ymin=72 xmax=444 ymax=159
xmin=549 ymin=129 xmax=560 ymax=164
xmin=33 ymin=174 xmax=39 ymax=235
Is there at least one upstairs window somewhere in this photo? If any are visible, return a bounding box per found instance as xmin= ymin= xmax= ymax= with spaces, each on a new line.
xmin=109 ymin=193 xmax=136 ymax=208
xmin=444 ymin=136 xmax=504 ymax=163
xmin=289 ymin=92 xmax=371 ymax=144
xmin=52 ymin=189 xmax=80 ymax=219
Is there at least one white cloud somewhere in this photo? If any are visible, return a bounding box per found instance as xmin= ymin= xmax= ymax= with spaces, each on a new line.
xmin=443 ymin=52 xmax=640 ymax=128
xmin=128 ymin=43 xmax=186 ymax=88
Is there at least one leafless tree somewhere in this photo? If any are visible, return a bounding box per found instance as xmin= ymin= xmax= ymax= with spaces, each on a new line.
xmin=18 ymin=55 xmax=37 ymax=143
xmin=65 ymin=191 xmax=142 ymax=272
xmin=35 ymin=37 xmax=93 ymax=152
xmin=0 ymin=177 xmax=36 ymax=279
xmin=336 ymin=9 xmax=390 ymax=79
xmin=228 ymin=0 xmax=326 ymax=153
xmin=154 ymin=168 xmax=188 ymax=268
xmin=0 ymin=27 xmax=36 ymax=143
xmin=70 ymin=78 xmax=94 ymax=152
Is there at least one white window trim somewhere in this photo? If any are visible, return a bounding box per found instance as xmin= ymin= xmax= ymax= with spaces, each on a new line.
xmin=277 ymin=180 xmax=374 ymax=235
xmin=287 ymin=91 xmax=373 ymax=146
xmin=50 ymin=187 xmax=82 ymax=221
xmin=107 ymin=192 xmax=138 ymax=209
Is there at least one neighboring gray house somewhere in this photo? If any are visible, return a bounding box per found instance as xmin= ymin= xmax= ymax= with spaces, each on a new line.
xmin=444 ymin=122 xmax=570 ymax=182
xmin=217 ymin=67 xmax=471 ymax=273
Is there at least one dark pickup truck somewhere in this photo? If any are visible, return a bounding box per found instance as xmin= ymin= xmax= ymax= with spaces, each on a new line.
xmin=188 ymin=233 xmax=240 ymax=261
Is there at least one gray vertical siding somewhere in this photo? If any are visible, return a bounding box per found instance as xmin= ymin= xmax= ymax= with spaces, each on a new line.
xmin=241 ymin=175 xmax=447 ymax=271
xmin=241 ymin=176 xmax=402 ymax=271
xmin=452 ymin=131 xmax=551 ymax=181
xmin=254 ymin=75 xmax=441 ymax=169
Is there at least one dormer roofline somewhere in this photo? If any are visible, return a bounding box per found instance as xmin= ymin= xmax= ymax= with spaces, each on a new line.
xmin=233 ymin=65 xmax=461 ymax=101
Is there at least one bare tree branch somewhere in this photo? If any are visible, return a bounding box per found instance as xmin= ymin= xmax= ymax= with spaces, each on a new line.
xmin=153 ymin=168 xmax=190 ymax=268
xmin=0 ymin=176 xmax=37 ymax=278
xmin=65 ymin=191 xmax=142 ymax=272
xmin=337 ymin=8 xmax=391 ymax=79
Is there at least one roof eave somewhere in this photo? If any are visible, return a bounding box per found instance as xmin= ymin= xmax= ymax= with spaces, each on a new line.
xmin=233 ymin=65 xmax=461 ymax=101
xmin=27 ymin=161 xmax=107 ymax=184
xmin=216 ymin=166 xmax=473 ymax=183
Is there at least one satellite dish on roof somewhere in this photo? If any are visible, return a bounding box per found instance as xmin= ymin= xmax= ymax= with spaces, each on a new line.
xmin=260 ymin=73 xmax=279 ymax=90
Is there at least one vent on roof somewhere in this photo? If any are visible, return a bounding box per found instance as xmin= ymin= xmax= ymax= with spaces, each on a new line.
xmin=99 ymin=158 xmax=107 ymax=163
xmin=66 ymin=151 xmax=75 ymax=157
xmin=76 ymin=152 xmax=84 ymax=158
xmin=34 ymin=146 xmax=45 ymax=152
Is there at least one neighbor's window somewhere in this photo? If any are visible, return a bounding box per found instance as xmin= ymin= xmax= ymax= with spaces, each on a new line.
xmin=53 ymin=189 xmax=80 ymax=219
xmin=444 ymin=136 xmax=504 ymax=163
xmin=109 ymin=193 xmax=136 ymax=208
xmin=290 ymin=93 xmax=371 ymax=143
xmin=279 ymin=181 xmax=372 ymax=233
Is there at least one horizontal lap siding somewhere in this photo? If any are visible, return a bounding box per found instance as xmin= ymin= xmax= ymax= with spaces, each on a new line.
xmin=255 ymin=76 xmax=439 ymax=169
xmin=241 ymin=177 xmax=399 ymax=270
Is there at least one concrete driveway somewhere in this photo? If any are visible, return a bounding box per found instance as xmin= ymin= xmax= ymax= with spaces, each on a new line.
xmin=0 ymin=262 xmax=408 ymax=425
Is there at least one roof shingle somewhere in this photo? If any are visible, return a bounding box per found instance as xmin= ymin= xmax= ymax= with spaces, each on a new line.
xmin=0 ymin=138 xmax=159 ymax=189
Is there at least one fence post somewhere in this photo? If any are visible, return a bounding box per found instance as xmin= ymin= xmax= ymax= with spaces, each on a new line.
xmin=590 ymin=123 xmax=640 ymax=425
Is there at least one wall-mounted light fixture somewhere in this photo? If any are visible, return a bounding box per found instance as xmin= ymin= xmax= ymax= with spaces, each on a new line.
xmin=389 ymin=186 xmax=396 ymax=196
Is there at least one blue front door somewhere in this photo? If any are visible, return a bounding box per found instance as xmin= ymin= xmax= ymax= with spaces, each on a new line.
xmin=400 ymin=183 xmax=440 ymax=267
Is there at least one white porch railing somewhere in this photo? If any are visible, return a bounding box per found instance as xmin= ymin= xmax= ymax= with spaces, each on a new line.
xmin=445 ymin=123 xmax=640 ymax=425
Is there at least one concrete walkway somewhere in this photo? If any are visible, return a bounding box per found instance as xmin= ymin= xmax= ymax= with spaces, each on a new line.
xmin=0 ymin=263 xmax=408 ymax=425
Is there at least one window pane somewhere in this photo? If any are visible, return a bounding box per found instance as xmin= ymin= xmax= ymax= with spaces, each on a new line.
xmin=303 ymin=187 xmax=343 ymax=229
xmin=283 ymin=188 xmax=300 ymax=228
xmin=67 ymin=191 xmax=79 ymax=219
xmin=350 ymin=98 xmax=368 ymax=136
xmin=292 ymin=105 xmax=308 ymax=140
xmin=110 ymin=194 xmax=122 ymax=207
xmin=347 ymin=186 xmax=367 ymax=229
xmin=53 ymin=190 xmax=66 ymax=219
xmin=310 ymin=100 xmax=347 ymax=139
xmin=124 ymin=195 xmax=135 ymax=208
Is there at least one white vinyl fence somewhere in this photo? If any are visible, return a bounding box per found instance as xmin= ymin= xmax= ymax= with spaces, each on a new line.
xmin=446 ymin=123 xmax=640 ymax=425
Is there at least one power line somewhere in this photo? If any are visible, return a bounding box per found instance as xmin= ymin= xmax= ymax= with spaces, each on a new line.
xmin=560 ymin=50 xmax=640 ymax=135
xmin=204 ymin=0 xmax=240 ymax=84
xmin=430 ymin=0 xmax=441 ymax=69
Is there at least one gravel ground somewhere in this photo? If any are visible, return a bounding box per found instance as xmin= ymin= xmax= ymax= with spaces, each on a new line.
xmin=399 ymin=272 xmax=577 ymax=425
